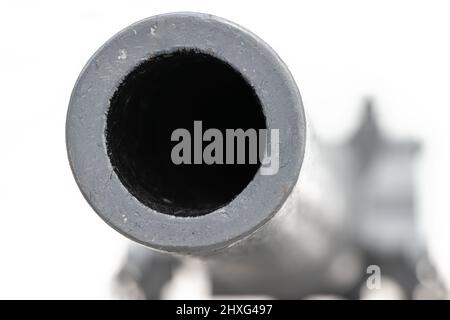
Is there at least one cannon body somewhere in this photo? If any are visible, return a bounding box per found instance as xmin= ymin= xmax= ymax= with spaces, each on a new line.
xmin=67 ymin=12 xmax=443 ymax=299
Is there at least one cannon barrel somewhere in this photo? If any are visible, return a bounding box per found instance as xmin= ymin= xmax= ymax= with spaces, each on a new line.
xmin=67 ymin=12 xmax=355 ymax=298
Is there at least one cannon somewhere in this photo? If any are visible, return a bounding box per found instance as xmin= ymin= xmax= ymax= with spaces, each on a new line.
xmin=66 ymin=12 xmax=445 ymax=299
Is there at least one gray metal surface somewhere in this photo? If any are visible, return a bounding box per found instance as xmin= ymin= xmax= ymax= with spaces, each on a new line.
xmin=66 ymin=12 xmax=305 ymax=255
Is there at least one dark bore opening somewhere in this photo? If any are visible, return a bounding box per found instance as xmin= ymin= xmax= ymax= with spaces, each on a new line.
xmin=106 ymin=49 xmax=266 ymax=217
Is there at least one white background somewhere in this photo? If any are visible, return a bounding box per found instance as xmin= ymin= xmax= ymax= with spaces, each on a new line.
xmin=0 ymin=0 xmax=449 ymax=298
